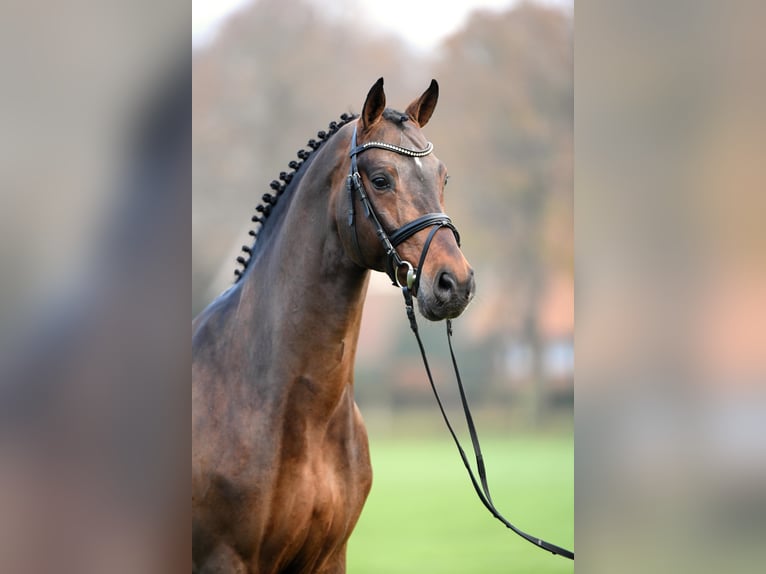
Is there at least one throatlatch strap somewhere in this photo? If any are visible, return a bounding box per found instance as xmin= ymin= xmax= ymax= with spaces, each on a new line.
xmin=401 ymin=287 xmax=575 ymax=561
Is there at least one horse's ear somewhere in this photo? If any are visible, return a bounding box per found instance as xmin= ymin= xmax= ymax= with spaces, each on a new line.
xmin=361 ymin=77 xmax=386 ymax=131
xmin=406 ymin=79 xmax=439 ymax=127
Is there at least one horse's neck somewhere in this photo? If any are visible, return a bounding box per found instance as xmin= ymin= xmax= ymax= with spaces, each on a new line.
xmin=235 ymin=149 xmax=370 ymax=419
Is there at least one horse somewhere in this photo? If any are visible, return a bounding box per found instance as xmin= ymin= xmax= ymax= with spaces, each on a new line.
xmin=192 ymin=78 xmax=475 ymax=574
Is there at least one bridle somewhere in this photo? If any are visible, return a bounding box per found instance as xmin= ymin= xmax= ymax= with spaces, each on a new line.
xmin=346 ymin=124 xmax=459 ymax=293
xmin=346 ymin=122 xmax=575 ymax=562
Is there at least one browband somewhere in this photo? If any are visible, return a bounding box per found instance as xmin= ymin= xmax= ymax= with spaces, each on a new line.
xmin=350 ymin=140 xmax=433 ymax=158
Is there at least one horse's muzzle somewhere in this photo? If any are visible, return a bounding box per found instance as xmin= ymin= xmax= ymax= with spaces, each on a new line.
xmin=417 ymin=266 xmax=475 ymax=321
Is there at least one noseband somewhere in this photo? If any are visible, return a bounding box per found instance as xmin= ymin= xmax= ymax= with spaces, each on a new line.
xmin=346 ymin=124 xmax=460 ymax=293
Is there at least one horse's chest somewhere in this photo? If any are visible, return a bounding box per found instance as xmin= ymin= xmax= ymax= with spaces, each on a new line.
xmin=259 ymin=433 xmax=371 ymax=572
xmin=288 ymin=460 xmax=349 ymax=534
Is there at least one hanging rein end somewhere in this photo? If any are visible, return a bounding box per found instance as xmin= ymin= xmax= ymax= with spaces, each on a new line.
xmin=539 ymin=538 xmax=574 ymax=560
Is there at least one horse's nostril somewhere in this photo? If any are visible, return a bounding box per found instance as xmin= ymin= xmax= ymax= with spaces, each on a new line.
xmin=437 ymin=270 xmax=457 ymax=296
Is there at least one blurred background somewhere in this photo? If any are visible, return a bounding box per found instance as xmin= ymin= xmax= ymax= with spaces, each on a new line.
xmin=193 ymin=0 xmax=574 ymax=431
xmin=193 ymin=2 xmax=573 ymax=570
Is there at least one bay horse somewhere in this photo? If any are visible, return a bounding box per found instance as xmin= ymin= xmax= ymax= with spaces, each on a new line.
xmin=192 ymin=78 xmax=475 ymax=573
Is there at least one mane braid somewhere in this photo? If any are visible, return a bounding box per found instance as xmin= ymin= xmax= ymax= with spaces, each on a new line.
xmin=233 ymin=112 xmax=358 ymax=282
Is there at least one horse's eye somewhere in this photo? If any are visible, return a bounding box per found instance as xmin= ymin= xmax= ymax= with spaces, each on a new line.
xmin=371 ymin=176 xmax=390 ymax=190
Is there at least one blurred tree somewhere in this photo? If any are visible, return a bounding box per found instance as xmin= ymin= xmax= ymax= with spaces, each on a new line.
xmin=430 ymin=3 xmax=573 ymax=418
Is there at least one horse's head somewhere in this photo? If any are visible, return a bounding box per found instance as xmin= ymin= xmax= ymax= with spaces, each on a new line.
xmin=337 ymin=78 xmax=475 ymax=321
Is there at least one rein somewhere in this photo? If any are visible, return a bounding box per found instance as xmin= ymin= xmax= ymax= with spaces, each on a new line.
xmin=347 ymin=123 xmax=575 ymax=561
xmin=402 ymin=293 xmax=575 ymax=561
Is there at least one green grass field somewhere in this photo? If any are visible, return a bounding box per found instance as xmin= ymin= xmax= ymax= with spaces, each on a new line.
xmin=347 ymin=433 xmax=573 ymax=573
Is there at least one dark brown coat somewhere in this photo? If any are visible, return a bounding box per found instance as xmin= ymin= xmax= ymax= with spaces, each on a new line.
xmin=192 ymin=79 xmax=473 ymax=573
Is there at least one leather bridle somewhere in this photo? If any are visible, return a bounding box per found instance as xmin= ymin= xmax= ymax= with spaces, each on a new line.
xmin=346 ymin=122 xmax=575 ymax=562
xmin=346 ymin=124 xmax=459 ymax=293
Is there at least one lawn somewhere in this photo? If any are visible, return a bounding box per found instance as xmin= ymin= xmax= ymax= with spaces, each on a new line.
xmin=347 ymin=433 xmax=574 ymax=573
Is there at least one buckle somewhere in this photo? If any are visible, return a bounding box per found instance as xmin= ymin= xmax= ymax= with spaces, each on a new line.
xmin=394 ymin=261 xmax=417 ymax=290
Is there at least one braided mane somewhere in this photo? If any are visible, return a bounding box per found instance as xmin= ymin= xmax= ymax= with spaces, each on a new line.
xmin=234 ymin=112 xmax=358 ymax=282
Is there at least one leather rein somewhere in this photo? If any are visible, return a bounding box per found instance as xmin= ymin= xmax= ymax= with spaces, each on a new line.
xmin=346 ymin=124 xmax=574 ymax=561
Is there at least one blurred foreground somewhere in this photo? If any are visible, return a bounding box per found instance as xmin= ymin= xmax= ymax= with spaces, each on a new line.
xmin=577 ymin=1 xmax=766 ymax=572
xmin=0 ymin=1 xmax=189 ymax=572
